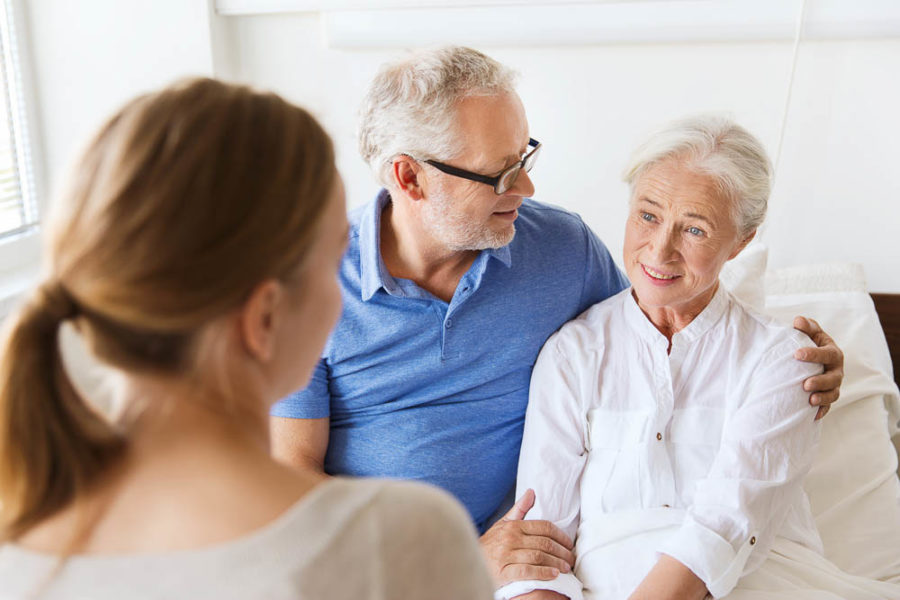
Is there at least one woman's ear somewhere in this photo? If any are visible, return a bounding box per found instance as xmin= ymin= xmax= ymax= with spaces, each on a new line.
xmin=729 ymin=229 xmax=757 ymax=260
xmin=238 ymin=279 xmax=284 ymax=362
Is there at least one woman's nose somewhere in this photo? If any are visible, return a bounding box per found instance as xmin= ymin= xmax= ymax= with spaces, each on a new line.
xmin=650 ymin=227 xmax=679 ymax=262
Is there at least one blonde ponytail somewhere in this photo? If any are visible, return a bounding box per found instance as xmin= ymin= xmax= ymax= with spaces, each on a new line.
xmin=0 ymin=281 xmax=124 ymax=539
xmin=0 ymin=77 xmax=335 ymax=541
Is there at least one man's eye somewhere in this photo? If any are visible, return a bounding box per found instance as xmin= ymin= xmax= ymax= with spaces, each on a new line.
xmin=640 ymin=212 xmax=655 ymax=222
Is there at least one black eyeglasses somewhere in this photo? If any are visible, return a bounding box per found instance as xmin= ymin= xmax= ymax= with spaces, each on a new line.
xmin=424 ymin=138 xmax=541 ymax=195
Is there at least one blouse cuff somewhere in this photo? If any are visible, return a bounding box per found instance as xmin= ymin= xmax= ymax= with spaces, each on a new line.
xmin=494 ymin=572 xmax=584 ymax=600
xmin=657 ymin=519 xmax=756 ymax=598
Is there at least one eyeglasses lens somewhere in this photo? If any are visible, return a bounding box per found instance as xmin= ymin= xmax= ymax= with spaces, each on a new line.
xmin=497 ymin=166 xmax=520 ymax=194
xmin=524 ymin=145 xmax=540 ymax=172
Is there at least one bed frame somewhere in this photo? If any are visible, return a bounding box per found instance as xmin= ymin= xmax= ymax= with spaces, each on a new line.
xmin=872 ymin=293 xmax=900 ymax=390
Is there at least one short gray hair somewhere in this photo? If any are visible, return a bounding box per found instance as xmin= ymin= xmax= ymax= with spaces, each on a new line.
xmin=358 ymin=46 xmax=517 ymax=188
xmin=622 ymin=114 xmax=772 ymax=234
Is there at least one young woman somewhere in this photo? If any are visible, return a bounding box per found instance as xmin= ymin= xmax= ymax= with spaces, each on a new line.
xmin=0 ymin=78 xmax=493 ymax=599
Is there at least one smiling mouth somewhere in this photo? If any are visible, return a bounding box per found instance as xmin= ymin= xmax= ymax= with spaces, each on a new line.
xmin=641 ymin=264 xmax=680 ymax=281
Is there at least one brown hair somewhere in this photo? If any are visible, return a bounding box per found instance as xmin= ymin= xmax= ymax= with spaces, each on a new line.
xmin=0 ymin=78 xmax=336 ymax=539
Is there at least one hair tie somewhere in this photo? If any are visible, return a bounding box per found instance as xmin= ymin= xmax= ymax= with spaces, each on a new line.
xmin=35 ymin=280 xmax=80 ymax=323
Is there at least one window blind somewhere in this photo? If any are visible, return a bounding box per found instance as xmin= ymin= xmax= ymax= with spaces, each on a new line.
xmin=0 ymin=0 xmax=37 ymax=239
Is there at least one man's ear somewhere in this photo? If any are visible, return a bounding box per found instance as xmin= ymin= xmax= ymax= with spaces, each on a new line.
xmin=729 ymin=229 xmax=757 ymax=260
xmin=239 ymin=279 xmax=283 ymax=362
xmin=391 ymin=155 xmax=425 ymax=201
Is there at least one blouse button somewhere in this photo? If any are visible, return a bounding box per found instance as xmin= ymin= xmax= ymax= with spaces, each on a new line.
xmin=656 ymin=432 xmax=662 ymax=441
xmin=750 ymin=536 xmax=757 ymax=545
xmin=662 ymin=504 xmax=670 ymax=508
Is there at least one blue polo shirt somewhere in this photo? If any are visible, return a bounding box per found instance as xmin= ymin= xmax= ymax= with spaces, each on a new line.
xmin=272 ymin=189 xmax=628 ymax=532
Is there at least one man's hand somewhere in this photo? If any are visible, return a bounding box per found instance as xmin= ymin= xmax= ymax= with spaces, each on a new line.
xmin=480 ymin=489 xmax=576 ymax=588
xmin=793 ymin=316 xmax=845 ymax=420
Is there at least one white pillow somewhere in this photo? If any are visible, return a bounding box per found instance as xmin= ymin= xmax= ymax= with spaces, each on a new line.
xmin=720 ymin=241 xmax=767 ymax=311
xmin=763 ymin=264 xmax=900 ymax=583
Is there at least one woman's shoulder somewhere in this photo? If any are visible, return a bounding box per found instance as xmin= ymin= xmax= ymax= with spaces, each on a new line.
xmin=368 ymin=479 xmax=475 ymax=530
xmin=726 ymin=291 xmax=815 ymax=349
xmin=275 ymin=477 xmax=481 ymax=552
xmin=295 ymin=478 xmax=494 ymax=599
xmin=0 ymin=477 xmax=489 ymax=600
xmin=723 ymin=291 xmax=819 ymax=375
xmin=546 ymin=287 xmax=631 ymax=354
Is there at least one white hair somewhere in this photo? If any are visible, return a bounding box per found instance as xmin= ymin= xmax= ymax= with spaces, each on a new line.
xmin=358 ymin=46 xmax=518 ymax=189
xmin=622 ymin=114 xmax=772 ymax=234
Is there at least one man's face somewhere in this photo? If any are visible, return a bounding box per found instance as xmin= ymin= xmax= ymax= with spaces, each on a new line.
xmin=419 ymin=92 xmax=535 ymax=251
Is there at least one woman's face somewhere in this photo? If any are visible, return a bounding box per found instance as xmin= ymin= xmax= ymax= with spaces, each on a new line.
xmin=273 ymin=175 xmax=349 ymax=398
xmin=623 ymin=159 xmax=752 ymax=318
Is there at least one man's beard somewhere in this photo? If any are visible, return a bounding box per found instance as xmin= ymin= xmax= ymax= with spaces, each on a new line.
xmin=420 ymin=188 xmax=516 ymax=252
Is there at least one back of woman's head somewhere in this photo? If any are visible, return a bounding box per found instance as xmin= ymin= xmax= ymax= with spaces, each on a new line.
xmin=0 ymin=77 xmax=336 ymax=539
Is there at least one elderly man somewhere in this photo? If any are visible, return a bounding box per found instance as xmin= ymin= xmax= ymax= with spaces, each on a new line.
xmin=271 ymin=46 xmax=843 ymax=588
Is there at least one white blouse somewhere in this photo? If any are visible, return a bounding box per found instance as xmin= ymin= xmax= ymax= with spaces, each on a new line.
xmin=499 ymin=286 xmax=823 ymax=600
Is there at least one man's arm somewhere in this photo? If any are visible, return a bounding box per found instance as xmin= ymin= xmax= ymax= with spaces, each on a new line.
xmin=270 ymin=416 xmax=330 ymax=473
xmin=793 ymin=316 xmax=845 ymax=420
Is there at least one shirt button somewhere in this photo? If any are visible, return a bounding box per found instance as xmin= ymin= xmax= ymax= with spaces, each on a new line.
xmin=749 ymin=536 xmax=757 ymax=545
xmin=445 ymin=319 xmax=452 ymax=328
xmin=656 ymin=432 xmax=662 ymax=441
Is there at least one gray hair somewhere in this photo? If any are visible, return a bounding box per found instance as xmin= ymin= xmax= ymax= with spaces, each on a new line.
xmin=622 ymin=114 xmax=772 ymax=234
xmin=358 ymin=46 xmax=518 ymax=189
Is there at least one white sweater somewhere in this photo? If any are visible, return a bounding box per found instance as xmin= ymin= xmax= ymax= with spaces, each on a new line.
xmin=0 ymin=477 xmax=493 ymax=600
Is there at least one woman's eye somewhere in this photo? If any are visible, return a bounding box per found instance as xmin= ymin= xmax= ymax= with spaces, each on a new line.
xmin=687 ymin=226 xmax=705 ymax=236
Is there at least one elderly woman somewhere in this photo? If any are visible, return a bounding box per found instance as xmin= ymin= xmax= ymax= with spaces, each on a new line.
xmin=498 ymin=116 xmax=899 ymax=600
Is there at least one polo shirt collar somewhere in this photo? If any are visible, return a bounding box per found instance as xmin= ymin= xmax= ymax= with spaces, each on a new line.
xmin=484 ymin=242 xmax=512 ymax=268
xmin=358 ymin=189 xmax=513 ymax=302
xmin=359 ymin=189 xmax=394 ymax=302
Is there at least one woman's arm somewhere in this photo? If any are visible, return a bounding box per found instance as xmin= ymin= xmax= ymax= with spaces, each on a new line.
xmin=653 ymin=334 xmax=822 ymax=598
xmin=495 ymin=334 xmax=592 ymax=600
xmin=627 ymin=555 xmax=707 ymax=600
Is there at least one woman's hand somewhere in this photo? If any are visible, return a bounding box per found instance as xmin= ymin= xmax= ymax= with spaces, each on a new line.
xmin=792 ymin=316 xmax=845 ymax=420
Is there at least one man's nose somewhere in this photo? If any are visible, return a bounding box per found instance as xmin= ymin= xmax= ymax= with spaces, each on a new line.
xmin=507 ymin=168 xmax=535 ymax=198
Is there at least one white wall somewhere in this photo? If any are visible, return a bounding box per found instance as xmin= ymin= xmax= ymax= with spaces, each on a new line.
xmin=14 ymin=1 xmax=900 ymax=296
xmin=24 ymin=0 xmax=215 ymax=207
xmin=7 ymin=1 xmax=896 ymax=406
xmin=216 ymin=10 xmax=900 ymax=292
xmin=20 ymin=0 xmax=217 ymax=403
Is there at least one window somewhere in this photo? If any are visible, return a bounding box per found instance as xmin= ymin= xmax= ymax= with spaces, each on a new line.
xmin=0 ymin=0 xmax=38 ymax=239
xmin=0 ymin=0 xmax=42 ymax=316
